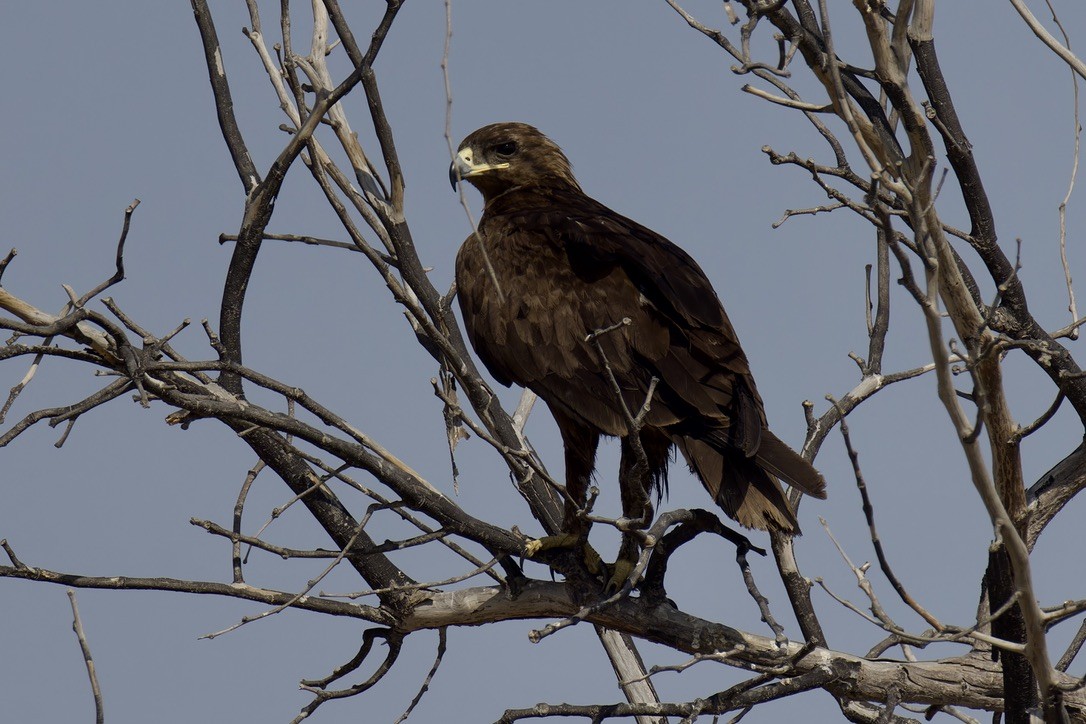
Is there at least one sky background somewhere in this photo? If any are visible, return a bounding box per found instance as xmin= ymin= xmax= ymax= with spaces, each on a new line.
xmin=2 ymin=2 xmax=1086 ymax=722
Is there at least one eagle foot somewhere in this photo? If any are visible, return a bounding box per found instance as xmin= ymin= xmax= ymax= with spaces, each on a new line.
xmin=603 ymin=536 xmax=643 ymax=594
xmin=604 ymin=557 xmax=637 ymax=595
xmin=524 ymin=534 xmax=604 ymax=576
xmin=523 ymin=533 xmax=579 ymax=558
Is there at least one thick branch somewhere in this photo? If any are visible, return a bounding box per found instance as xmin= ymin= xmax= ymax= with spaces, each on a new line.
xmin=912 ymin=28 xmax=1086 ymax=425
xmin=397 ymin=580 xmax=1086 ymax=716
xmin=189 ymin=0 xmax=260 ymax=192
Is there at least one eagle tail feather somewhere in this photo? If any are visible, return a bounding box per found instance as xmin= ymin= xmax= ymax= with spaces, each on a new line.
xmin=700 ymin=427 xmax=826 ymax=500
xmin=677 ymin=437 xmax=801 ymax=534
xmin=754 ymin=430 xmax=827 ymax=499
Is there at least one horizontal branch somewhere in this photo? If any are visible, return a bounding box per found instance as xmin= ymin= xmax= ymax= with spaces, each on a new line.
xmin=152 ymin=379 xmax=529 ymax=557
xmin=397 ymin=580 xmax=1086 ymax=716
xmin=497 ymin=663 xmax=841 ymax=722
xmin=0 ymin=291 xmax=117 ymax=363
xmin=0 ymin=562 xmax=391 ymax=624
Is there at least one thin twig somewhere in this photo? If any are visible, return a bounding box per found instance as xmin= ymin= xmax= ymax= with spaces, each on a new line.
xmin=293 ymin=627 xmax=404 ymax=720
xmin=325 ymin=556 xmax=500 ymax=601
xmin=1 ymin=349 xmax=48 ymax=424
xmin=296 ymin=450 xmax=504 ymax=583
xmin=233 ymin=459 xmax=263 ymax=576
xmin=741 ymin=84 xmax=830 ymax=112
xmin=1057 ymin=619 xmax=1086 ymax=672
xmin=393 ymin=627 xmax=448 ymax=724
xmin=621 ymin=646 xmax=747 ymax=686
xmin=1009 ymin=0 xmax=1086 ymax=82
xmin=195 ymin=517 xmax=336 ymax=559
xmin=1014 ymin=392 xmax=1065 ymax=443
xmin=201 ymin=504 xmax=382 ymax=639
xmin=218 ymin=231 xmax=377 ymax=256
xmin=1044 ymin=0 xmax=1082 ymax=336
xmin=1 ymin=539 xmax=27 ymax=569
xmin=771 ymin=201 xmax=846 ymax=228
xmin=67 ymin=590 xmax=104 ymax=724
xmin=833 ymin=399 xmax=941 ymax=628
xmin=75 ymin=199 xmax=139 ymax=307
xmin=0 ymin=248 xmax=16 ymax=282
xmin=737 ymin=546 xmax=788 ymax=646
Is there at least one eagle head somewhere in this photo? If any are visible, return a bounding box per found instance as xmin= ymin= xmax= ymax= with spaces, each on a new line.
xmin=450 ymin=122 xmax=581 ymax=200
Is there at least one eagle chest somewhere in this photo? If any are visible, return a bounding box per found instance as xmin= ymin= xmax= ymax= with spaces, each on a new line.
xmin=458 ymin=228 xmax=659 ymax=384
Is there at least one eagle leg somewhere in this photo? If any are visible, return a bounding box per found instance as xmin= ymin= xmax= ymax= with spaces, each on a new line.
xmin=522 ymin=410 xmax=604 ymax=575
xmin=547 ymin=409 xmax=600 ymax=533
xmin=604 ymin=431 xmax=667 ymax=593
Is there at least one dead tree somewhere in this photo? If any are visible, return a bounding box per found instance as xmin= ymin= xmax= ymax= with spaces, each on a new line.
xmin=2 ymin=2 xmax=1086 ymax=722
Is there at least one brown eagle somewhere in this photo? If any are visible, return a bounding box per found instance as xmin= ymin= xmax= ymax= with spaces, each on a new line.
xmin=451 ymin=122 xmax=824 ymax=555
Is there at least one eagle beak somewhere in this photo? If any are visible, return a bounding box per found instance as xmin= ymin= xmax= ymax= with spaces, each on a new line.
xmin=449 ymin=156 xmax=467 ymax=189
xmin=449 ymin=147 xmax=508 ymax=190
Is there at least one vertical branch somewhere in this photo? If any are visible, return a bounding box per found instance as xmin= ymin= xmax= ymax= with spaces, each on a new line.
xmin=864 ymin=227 xmax=891 ymax=376
xmin=902 ymin=10 xmax=1041 ymax=714
xmin=845 ymin=4 xmax=1066 ymax=717
xmin=911 ymin=4 xmax=1086 ymax=425
xmin=771 ymin=533 xmax=826 ymax=647
xmin=186 ymin=3 xmax=418 ymax=613
xmin=322 ymin=0 xmax=404 ymax=215
xmin=815 ymin=0 xmax=893 ymax=181
xmin=321 ymin=0 xmax=566 ymax=535
xmin=67 ymin=590 xmax=104 ymax=724
xmin=214 ymin=25 xmax=368 ymax=379
xmin=595 ymin=627 xmax=667 ymax=724
xmin=190 ymin=0 xmax=261 ymax=193
xmin=442 ymin=0 xmax=504 ymax=302
xmin=1045 ymin=0 xmax=1082 ymax=335
xmin=666 ymin=0 xmax=1086 ymax=717
xmin=915 ymin=205 xmax=1061 ymax=720
xmin=232 ymin=460 xmax=264 ymax=582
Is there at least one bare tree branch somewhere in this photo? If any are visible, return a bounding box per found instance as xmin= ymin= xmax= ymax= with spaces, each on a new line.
xmin=67 ymin=590 xmax=104 ymax=724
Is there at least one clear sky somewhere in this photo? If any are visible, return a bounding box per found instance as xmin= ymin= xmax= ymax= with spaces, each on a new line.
xmin=2 ymin=2 xmax=1085 ymax=722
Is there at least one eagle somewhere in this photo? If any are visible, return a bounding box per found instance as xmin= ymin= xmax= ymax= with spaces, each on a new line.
xmin=450 ymin=122 xmax=824 ymax=569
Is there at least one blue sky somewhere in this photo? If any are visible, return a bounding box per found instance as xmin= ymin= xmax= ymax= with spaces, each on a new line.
xmin=2 ymin=2 xmax=1086 ymax=722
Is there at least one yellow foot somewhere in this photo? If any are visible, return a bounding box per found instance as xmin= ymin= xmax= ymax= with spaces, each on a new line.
xmin=523 ymin=535 xmax=604 ymax=576
xmin=583 ymin=545 xmax=603 ymax=576
xmin=523 ymin=533 xmax=579 ymax=557
xmin=604 ymin=556 xmax=637 ymax=594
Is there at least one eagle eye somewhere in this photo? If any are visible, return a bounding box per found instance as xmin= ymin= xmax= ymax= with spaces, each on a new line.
xmin=493 ymin=141 xmax=518 ymax=156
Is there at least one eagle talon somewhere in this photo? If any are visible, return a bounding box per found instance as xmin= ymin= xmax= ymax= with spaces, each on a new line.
xmin=582 ymin=545 xmax=604 ymax=576
xmin=523 ymin=533 xmax=580 ymax=558
xmin=604 ymin=557 xmax=637 ymax=595
xmin=602 ymin=532 xmax=644 ymax=594
xmin=523 ymin=539 xmax=544 ymax=558
xmin=523 ymin=534 xmax=604 ymax=576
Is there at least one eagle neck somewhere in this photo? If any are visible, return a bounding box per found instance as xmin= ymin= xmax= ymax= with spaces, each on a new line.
xmin=480 ymin=184 xmax=527 ymax=211
xmin=482 ymin=182 xmax=579 ymax=217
